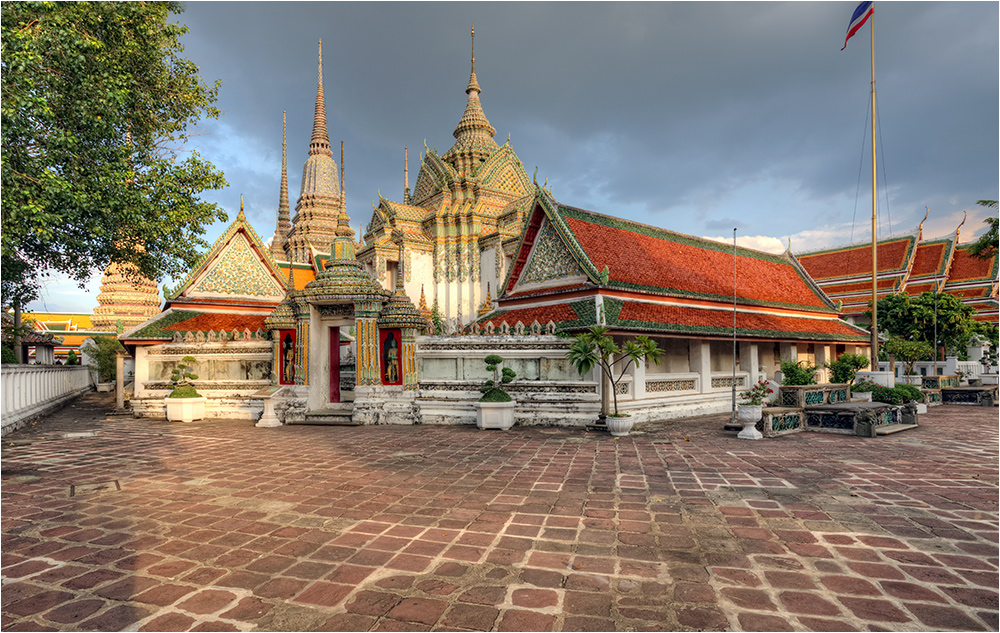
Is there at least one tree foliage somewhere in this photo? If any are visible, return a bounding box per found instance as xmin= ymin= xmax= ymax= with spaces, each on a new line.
xmin=824 ymin=352 xmax=869 ymax=384
xmin=567 ymin=326 xmax=663 ymax=416
xmin=967 ymin=200 xmax=998 ymax=260
xmin=867 ymin=292 xmax=978 ymax=355
xmin=1 ymin=1 xmax=228 ymax=306
xmin=882 ymin=337 xmax=933 ymax=376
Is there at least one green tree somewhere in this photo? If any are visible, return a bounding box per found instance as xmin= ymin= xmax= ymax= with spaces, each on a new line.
xmin=882 ymin=337 xmax=933 ymax=377
xmin=967 ymin=200 xmax=998 ymax=260
xmin=567 ymin=326 xmax=663 ymax=417
xmin=1 ymin=1 xmax=228 ymax=309
xmin=867 ymin=292 xmax=978 ymax=357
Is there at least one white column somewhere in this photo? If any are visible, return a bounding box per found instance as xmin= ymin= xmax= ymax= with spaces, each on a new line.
xmin=690 ymin=341 xmax=711 ymax=393
xmin=815 ymin=344 xmax=831 ymax=383
xmin=631 ymin=354 xmax=646 ymax=400
xmin=739 ymin=341 xmax=759 ymax=384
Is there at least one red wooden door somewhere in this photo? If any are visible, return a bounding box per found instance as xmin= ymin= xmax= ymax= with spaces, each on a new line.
xmin=329 ymin=327 xmax=340 ymax=403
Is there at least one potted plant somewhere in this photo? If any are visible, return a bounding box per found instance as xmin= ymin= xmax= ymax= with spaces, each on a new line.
xmin=474 ymin=354 xmax=517 ymax=430
xmin=165 ymin=355 xmax=206 ymax=422
xmin=567 ymin=326 xmax=663 ymax=437
xmin=736 ymin=380 xmax=771 ymax=440
xmin=851 ymin=379 xmax=876 ymax=401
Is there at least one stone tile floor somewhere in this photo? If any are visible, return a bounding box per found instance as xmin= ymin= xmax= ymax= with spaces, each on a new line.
xmin=1 ymin=392 xmax=997 ymax=632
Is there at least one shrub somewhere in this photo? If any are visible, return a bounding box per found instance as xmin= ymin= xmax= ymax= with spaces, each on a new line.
xmin=780 ymin=360 xmax=818 ymax=386
xmin=84 ymin=335 xmax=124 ymax=382
xmin=824 ymin=353 xmax=869 ymax=384
xmin=895 ymin=384 xmax=923 ymax=403
xmin=852 ymin=379 xmax=877 ymax=393
xmin=66 ymin=350 xmax=78 ymax=365
xmin=1 ymin=345 xmax=18 ymax=364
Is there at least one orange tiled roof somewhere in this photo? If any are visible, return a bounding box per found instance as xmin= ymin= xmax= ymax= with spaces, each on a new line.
xmin=819 ymin=279 xmax=897 ymax=296
xmin=948 ymin=246 xmax=998 ymax=283
xmin=552 ymin=205 xmax=831 ymax=312
xmin=162 ymin=313 xmax=269 ymax=333
xmin=908 ymin=241 xmax=950 ymax=278
xmin=797 ymin=237 xmax=914 ymax=280
xmin=503 ymin=283 xmax=594 ymax=301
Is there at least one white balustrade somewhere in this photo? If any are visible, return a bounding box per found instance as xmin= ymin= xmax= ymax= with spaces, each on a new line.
xmin=1 ymin=365 xmax=92 ymax=435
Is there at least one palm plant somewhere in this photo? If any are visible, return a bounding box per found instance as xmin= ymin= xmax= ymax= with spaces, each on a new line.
xmin=567 ymin=326 xmax=663 ymax=417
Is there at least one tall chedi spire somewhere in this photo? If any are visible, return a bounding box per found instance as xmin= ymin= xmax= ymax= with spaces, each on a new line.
xmin=269 ymin=111 xmax=291 ymax=260
xmin=285 ymin=41 xmax=343 ymax=264
xmin=91 ymin=245 xmax=161 ymax=332
xmin=442 ymin=25 xmax=499 ymax=173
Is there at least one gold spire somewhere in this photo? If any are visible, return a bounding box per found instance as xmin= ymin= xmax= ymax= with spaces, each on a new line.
xmin=478 ymin=282 xmax=493 ymax=317
xmin=309 ymin=41 xmax=331 ymax=156
xmin=404 ymin=147 xmax=409 ymax=203
xmin=918 ymin=206 xmax=929 ymax=241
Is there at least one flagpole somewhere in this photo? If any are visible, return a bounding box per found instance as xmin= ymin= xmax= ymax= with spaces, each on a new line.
xmin=869 ymin=14 xmax=879 ymax=367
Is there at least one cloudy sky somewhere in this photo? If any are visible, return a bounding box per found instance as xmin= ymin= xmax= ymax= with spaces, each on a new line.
xmin=27 ymin=1 xmax=999 ymax=314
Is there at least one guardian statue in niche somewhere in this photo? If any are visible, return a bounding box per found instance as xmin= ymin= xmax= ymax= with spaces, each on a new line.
xmin=383 ymin=331 xmax=399 ymax=383
xmin=281 ymin=332 xmax=295 ymax=384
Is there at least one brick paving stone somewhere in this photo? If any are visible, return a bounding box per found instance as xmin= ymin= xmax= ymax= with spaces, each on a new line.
xmin=78 ymin=604 xmax=153 ymax=631
xmin=737 ymin=612 xmax=797 ymax=631
xmin=191 ymin=620 xmax=239 ymax=631
xmin=778 ymin=591 xmax=843 ymax=617
xmin=837 ymin=596 xmax=912 ymax=623
xmin=905 ymin=603 xmax=990 ymax=631
xmin=139 ymin=613 xmax=198 ymax=631
xmin=497 ymin=609 xmax=557 ymax=632
xmin=40 ymin=599 xmax=105 ymax=624
xmin=720 ymin=587 xmax=778 ymax=611
xmin=319 ymin=612 xmax=379 ymax=631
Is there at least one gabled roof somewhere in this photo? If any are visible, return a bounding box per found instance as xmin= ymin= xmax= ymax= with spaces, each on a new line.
xmin=503 ymin=193 xmax=836 ymax=314
xmin=797 ymin=234 xmax=917 ymax=280
xmin=947 ymin=245 xmax=998 ymax=284
xmin=907 ymin=239 xmax=952 ymax=281
xmin=122 ymin=308 xmax=269 ymax=342
xmin=166 ymin=210 xmax=289 ymax=308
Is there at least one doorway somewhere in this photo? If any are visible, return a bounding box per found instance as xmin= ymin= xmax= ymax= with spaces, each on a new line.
xmin=329 ymin=326 xmax=340 ymax=403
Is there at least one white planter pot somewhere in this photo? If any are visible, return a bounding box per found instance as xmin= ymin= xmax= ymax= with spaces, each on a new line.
xmin=736 ymin=404 xmax=763 ymax=440
xmin=165 ymin=396 xmax=206 ymax=423
xmin=853 ymin=391 xmax=873 ymax=402
xmin=916 ymin=403 xmax=928 ymax=414
xmin=96 ymin=382 xmax=114 ymax=392
xmin=474 ymin=400 xmax=515 ymax=430
xmin=982 ymin=374 xmax=999 ymax=386
xmin=606 ymin=415 xmax=634 ymax=437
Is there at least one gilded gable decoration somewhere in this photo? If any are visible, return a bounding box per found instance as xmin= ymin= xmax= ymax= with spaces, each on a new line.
xmin=519 ymin=218 xmax=587 ymax=286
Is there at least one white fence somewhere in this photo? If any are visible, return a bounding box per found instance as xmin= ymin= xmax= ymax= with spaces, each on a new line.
xmin=1 ymin=365 xmax=92 ymax=436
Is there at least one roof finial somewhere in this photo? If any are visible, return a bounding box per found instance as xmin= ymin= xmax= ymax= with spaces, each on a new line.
xmin=238 ymin=194 xmax=245 ymax=220
xmin=404 ymin=147 xmax=409 ymax=203
xmin=471 ymin=25 xmax=475 ymax=75
xmin=956 ymin=210 xmax=968 ymax=241
xmin=918 ymin=206 xmax=929 ymax=240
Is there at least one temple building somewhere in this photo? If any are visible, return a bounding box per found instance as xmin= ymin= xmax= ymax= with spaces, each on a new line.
xmin=796 ymin=213 xmax=999 ymax=325
xmin=356 ymin=27 xmax=534 ymax=327
xmin=91 ymin=256 xmax=161 ymax=332
xmin=471 ymin=191 xmax=871 ymax=414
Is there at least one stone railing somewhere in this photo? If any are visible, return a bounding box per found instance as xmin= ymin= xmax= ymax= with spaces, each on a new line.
xmin=1 ymin=365 xmax=92 ymax=436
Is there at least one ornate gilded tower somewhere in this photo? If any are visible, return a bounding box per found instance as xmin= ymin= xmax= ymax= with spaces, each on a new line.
xmin=269 ymin=111 xmax=292 ymax=261
xmin=91 ymin=251 xmax=161 ymax=332
xmin=285 ymin=41 xmax=344 ymax=264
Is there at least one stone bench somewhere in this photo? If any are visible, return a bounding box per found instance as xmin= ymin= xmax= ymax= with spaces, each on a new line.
xmin=778 ymin=384 xmax=851 ymax=409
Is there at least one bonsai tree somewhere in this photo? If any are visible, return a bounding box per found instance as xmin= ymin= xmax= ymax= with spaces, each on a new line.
xmin=882 ymin=337 xmax=932 ymax=378
xmin=84 ymin=335 xmax=124 ymax=383
xmin=779 ymin=360 xmax=818 ymax=386
xmin=567 ymin=326 xmax=663 ymax=417
xmin=169 ymin=356 xmax=201 ymax=398
xmin=66 ymin=349 xmax=78 ymax=365
xmin=823 ymin=353 xmax=869 ymax=384
xmin=480 ymin=354 xmax=516 ymax=402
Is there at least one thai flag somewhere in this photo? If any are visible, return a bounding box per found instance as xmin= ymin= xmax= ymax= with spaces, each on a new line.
xmin=841 ymin=1 xmax=874 ymax=50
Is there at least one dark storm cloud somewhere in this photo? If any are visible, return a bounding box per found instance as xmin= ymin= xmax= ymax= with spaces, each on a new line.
xmin=169 ymin=1 xmax=1000 ymax=244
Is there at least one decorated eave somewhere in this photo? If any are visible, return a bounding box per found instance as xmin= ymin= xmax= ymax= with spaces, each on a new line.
xmin=165 ymin=208 xmax=289 ymax=309
xmin=1 ymin=314 xmax=61 ymax=346
xmin=120 ymin=308 xmax=270 ymax=346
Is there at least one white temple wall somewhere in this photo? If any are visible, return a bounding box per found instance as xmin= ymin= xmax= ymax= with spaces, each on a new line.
xmin=131 ymin=340 xmax=271 ymax=420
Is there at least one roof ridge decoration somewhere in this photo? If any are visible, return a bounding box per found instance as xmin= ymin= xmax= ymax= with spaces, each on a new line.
xmin=167 ymin=203 xmax=287 ymax=302
xmin=795 ymin=228 xmax=919 ymax=258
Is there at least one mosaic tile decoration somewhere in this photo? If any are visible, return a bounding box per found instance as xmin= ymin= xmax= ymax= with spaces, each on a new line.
xmin=519 ymin=219 xmax=585 ymax=286
xmin=192 ymin=234 xmax=285 ymax=297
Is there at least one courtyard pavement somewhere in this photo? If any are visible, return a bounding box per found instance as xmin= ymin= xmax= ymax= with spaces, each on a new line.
xmin=1 ymin=393 xmax=997 ymax=632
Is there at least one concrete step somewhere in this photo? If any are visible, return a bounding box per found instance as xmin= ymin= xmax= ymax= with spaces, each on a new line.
xmin=875 ymin=423 xmax=919 ymax=435
xmin=292 ymin=405 xmax=358 ymax=426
